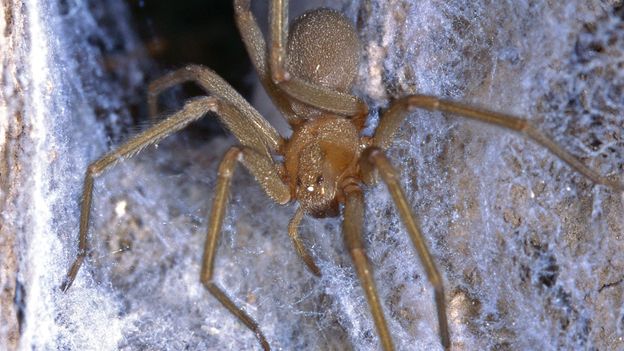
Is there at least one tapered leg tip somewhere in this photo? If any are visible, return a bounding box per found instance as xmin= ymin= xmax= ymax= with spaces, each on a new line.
xmin=59 ymin=279 xmax=71 ymax=293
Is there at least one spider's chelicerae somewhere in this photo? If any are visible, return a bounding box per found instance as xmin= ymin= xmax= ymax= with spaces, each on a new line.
xmin=61 ymin=1 xmax=624 ymax=350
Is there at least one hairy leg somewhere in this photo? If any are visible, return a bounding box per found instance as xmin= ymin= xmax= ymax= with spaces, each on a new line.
xmin=147 ymin=64 xmax=283 ymax=158
xmin=62 ymin=97 xmax=214 ymax=292
xmin=201 ymin=146 xmax=291 ymax=351
xmin=343 ymin=182 xmax=394 ymax=351
xmin=61 ymin=97 xmax=289 ymax=292
xmin=360 ymin=147 xmax=451 ymax=350
xmin=233 ymin=0 xmax=298 ymax=123
xmin=374 ymin=95 xmax=623 ymax=192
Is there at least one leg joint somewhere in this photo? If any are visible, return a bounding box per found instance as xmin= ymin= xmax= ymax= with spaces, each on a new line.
xmin=201 ymin=276 xmax=217 ymax=290
xmin=217 ymin=147 xmax=243 ymax=178
xmin=407 ymin=95 xmax=440 ymax=111
xmin=86 ymin=163 xmax=100 ymax=178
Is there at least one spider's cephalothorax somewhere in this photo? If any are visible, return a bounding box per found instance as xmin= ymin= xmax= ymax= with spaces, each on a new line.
xmin=61 ymin=1 xmax=623 ymax=350
xmin=283 ymin=115 xmax=364 ymax=218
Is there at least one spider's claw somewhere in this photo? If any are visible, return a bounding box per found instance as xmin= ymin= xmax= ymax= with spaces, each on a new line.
xmin=59 ymin=278 xmax=71 ymax=293
xmin=60 ymin=255 xmax=85 ymax=293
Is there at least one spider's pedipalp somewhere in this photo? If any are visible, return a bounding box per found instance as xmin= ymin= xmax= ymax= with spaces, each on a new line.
xmin=288 ymin=206 xmax=321 ymax=276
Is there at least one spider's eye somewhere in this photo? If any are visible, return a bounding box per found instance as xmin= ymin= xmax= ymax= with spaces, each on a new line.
xmin=316 ymin=175 xmax=324 ymax=184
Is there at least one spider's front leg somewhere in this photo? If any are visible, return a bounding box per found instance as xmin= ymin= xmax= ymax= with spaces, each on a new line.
xmin=342 ymin=167 xmax=451 ymax=350
xmin=233 ymin=0 xmax=298 ymax=122
xmin=62 ymin=91 xmax=290 ymax=349
xmin=60 ymin=87 xmax=288 ymax=289
xmin=61 ymin=96 xmax=219 ymax=291
xmin=373 ymin=95 xmax=624 ymax=192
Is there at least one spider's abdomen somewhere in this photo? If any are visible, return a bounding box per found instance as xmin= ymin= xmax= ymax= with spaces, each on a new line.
xmin=283 ymin=116 xmax=361 ymax=217
xmin=287 ymin=8 xmax=360 ymax=93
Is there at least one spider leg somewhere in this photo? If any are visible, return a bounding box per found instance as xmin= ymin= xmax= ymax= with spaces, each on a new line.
xmin=147 ymin=64 xmax=283 ymax=158
xmin=373 ymin=95 xmax=623 ymax=192
xmin=61 ymin=97 xmax=214 ymax=292
xmin=201 ymin=146 xmax=290 ymax=351
xmin=288 ymin=206 xmax=321 ymax=276
xmin=268 ymin=0 xmax=368 ymax=117
xmin=233 ymin=0 xmax=298 ymax=123
xmin=360 ymin=147 xmax=451 ymax=350
xmin=342 ymin=183 xmax=394 ymax=351
xmin=61 ymin=96 xmax=290 ymax=292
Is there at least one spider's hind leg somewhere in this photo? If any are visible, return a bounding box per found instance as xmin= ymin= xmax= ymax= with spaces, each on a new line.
xmin=343 ymin=184 xmax=394 ymax=351
xmin=359 ymin=147 xmax=451 ymax=350
xmin=233 ymin=0 xmax=298 ymax=123
xmin=267 ymin=0 xmax=368 ymax=120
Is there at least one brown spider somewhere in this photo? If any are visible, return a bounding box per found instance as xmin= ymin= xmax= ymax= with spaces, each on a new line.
xmin=60 ymin=0 xmax=623 ymax=350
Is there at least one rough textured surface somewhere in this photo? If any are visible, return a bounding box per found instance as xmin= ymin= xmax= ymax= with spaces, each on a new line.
xmin=0 ymin=0 xmax=147 ymax=349
xmin=1 ymin=2 xmax=26 ymax=348
xmin=355 ymin=1 xmax=624 ymax=350
xmin=2 ymin=1 xmax=623 ymax=351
